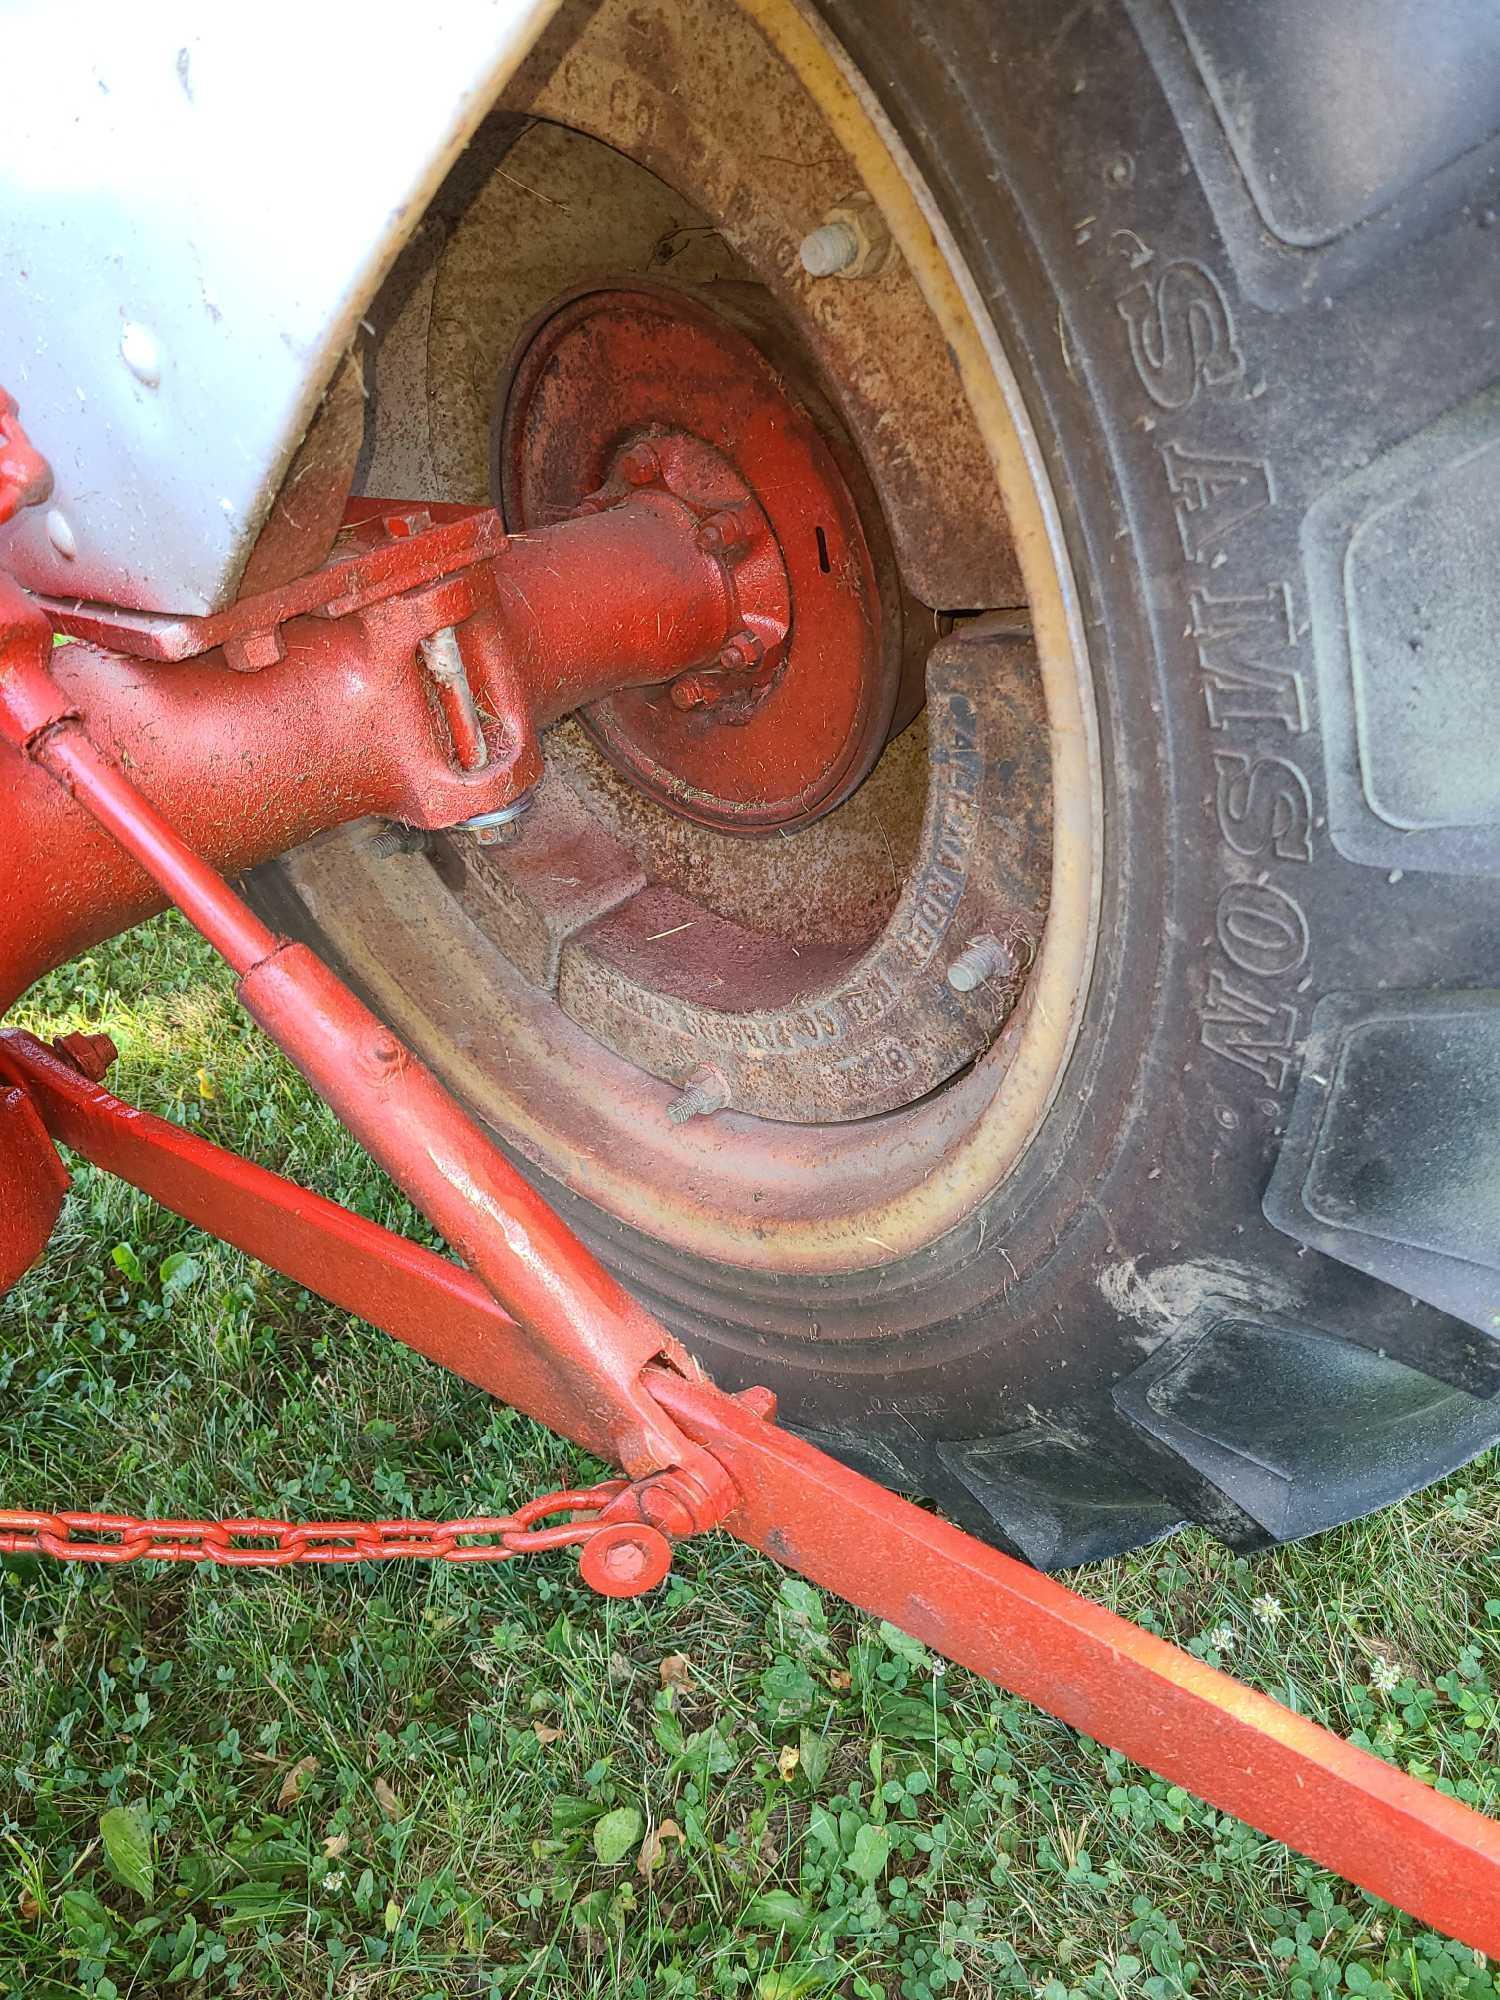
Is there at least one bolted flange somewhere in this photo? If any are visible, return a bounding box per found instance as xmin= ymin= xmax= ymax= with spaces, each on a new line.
xmin=496 ymin=284 xmax=894 ymax=834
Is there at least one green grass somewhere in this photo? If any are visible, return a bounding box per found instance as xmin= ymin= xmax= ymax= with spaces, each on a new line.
xmin=1 ymin=915 xmax=1496 ymax=1999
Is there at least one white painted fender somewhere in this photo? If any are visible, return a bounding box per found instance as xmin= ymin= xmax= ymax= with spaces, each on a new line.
xmin=0 ymin=0 xmax=557 ymax=613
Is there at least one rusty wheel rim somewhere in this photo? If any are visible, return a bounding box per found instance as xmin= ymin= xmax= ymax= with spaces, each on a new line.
xmin=280 ymin=0 xmax=1101 ymax=1279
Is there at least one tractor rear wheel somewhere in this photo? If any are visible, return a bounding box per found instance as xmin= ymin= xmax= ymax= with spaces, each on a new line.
xmin=249 ymin=0 xmax=1500 ymax=1567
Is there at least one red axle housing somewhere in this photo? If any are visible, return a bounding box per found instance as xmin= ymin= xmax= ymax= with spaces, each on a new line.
xmin=1 ymin=437 xmax=785 ymax=1011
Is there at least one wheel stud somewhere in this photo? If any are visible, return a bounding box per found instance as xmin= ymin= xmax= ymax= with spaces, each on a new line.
xmin=667 ymin=1066 xmax=731 ymax=1123
xmin=946 ymin=933 xmax=1017 ymax=994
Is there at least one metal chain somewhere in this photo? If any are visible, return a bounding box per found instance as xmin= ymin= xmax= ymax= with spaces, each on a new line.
xmin=0 ymin=1480 xmax=628 ymax=1568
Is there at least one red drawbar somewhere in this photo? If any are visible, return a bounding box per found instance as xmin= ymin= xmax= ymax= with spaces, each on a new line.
xmin=1 ymin=1028 xmax=1497 ymax=1956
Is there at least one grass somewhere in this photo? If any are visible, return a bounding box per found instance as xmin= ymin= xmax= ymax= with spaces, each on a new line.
xmin=1 ymin=914 xmax=1496 ymax=2000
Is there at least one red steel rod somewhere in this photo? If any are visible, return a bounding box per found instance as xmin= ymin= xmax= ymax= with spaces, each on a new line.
xmin=7 ymin=715 xmax=697 ymax=1476
xmin=33 ymin=726 xmax=280 ymax=976
xmin=5 ymin=1026 xmax=1497 ymax=1956
xmin=0 ymin=1031 xmax=530 ymax=1410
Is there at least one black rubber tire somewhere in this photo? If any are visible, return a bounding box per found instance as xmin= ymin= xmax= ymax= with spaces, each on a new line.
xmin=251 ymin=0 xmax=1500 ymax=1568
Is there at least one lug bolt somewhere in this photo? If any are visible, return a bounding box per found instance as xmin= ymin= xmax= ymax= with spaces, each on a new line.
xmin=718 ymin=629 xmax=763 ymax=673
xmin=617 ymin=440 xmax=660 ymax=487
xmin=797 ymin=193 xmax=892 ymax=280
xmin=799 ymin=220 xmax=861 ymax=277
xmin=667 ymin=1065 xmax=731 ymax=1123
xmin=946 ymin=933 xmax=1018 ymax=994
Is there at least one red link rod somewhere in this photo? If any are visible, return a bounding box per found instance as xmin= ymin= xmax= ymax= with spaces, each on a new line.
xmin=32 ymin=728 xmax=279 ymax=976
xmin=4 ymin=1028 xmax=1497 ymax=1956
xmin=0 ymin=1029 xmax=535 ymax=1408
xmin=5 ymin=717 xmax=698 ymax=1477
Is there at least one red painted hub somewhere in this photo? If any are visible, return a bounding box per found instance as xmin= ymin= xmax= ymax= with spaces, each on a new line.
xmin=496 ymin=285 xmax=893 ymax=833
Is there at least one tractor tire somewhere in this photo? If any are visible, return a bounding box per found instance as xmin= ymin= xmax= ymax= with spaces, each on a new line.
xmin=249 ymin=0 xmax=1500 ymax=1568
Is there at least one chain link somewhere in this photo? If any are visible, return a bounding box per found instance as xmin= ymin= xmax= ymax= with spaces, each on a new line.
xmin=0 ymin=1480 xmax=629 ymax=1568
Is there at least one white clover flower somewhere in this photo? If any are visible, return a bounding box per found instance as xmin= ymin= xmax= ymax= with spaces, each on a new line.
xmin=1207 ymin=1622 xmax=1237 ymax=1653
xmin=322 ymin=1870 xmax=346 ymax=1894
xmin=1251 ymin=1594 xmax=1283 ymax=1625
xmin=1370 ymin=1656 xmax=1401 ymax=1694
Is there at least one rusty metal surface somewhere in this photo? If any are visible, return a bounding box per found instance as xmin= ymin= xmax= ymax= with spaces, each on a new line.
xmin=420 ymin=120 xmax=748 ymax=507
xmin=235 ymin=356 xmax=369 ymax=597
xmin=264 ymin=0 xmax=1098 ymax=1266
xmin=279 ymin=815 xmax=1016 ymax=1269
xmin=463 ymin=779 xmax=647 ymax=989
xmin=564 ymin=625 xmax=1048 ymax=1118
xmin=466 ymin=624 xmax=1050 ymax=1122
xmin=405 ymin=3 xmax=1021 ymax=607
xmin=509 ymin=0 xmax=1020 ymax=607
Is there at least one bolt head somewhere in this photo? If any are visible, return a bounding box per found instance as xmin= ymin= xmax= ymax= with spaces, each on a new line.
xmin=718 ymin=629 xmax=764 ymax=673
xmin=120 ymin=321 xmax=162 ymax=388
xmin=45 ymin=507 xmax=76 ymax=558
xmin=697 ymin=509 xmax=748 ymax=558
xmin=53 ymin=1031 xmax=118 ymax=1081
xmin=578 ymin=1521 xmax=673 ymax=1598
xmin=669 ymin=673 xmax=712 ymax=711
xmin=617 ymin=441 xmax=660 ymax=487
xmin=604 ymin=1539 xmax=647 ymax=1581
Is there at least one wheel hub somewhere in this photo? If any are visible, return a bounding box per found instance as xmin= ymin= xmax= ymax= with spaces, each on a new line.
xmin=497 ymin=284 xmax=895 ymax=833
